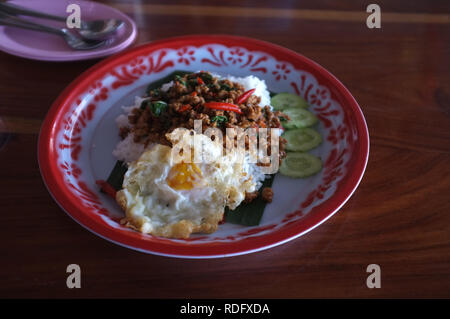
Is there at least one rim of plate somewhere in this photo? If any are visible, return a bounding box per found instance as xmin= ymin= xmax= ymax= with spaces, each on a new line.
xmin=38 ymin=35 xmax=369 ymax=258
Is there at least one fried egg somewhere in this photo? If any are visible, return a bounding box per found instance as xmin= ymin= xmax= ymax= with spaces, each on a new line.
xmin=116 ymin=128 xmax=257 ymax=239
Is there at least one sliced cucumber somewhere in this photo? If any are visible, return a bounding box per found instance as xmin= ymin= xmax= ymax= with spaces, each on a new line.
xmin=271 ymin=92 xmax=309 ymax=110
xmin=280 ymin=152 xmax=322 ymax=178
xmin=282 ymin=108 xmax=318 ymax=129
xmin=283 ymin=128 xmax=322 ymax=152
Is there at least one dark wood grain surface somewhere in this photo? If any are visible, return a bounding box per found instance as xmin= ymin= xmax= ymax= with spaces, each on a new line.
xmin=0 ymin=0 xmax=449 ymax=298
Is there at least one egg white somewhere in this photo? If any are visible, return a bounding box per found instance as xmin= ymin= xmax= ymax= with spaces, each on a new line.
xmin=116 ymin=128 xmax=258 ymax=238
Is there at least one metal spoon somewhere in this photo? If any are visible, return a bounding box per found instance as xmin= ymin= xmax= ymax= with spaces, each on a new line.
xmin=0 ymin=13 xmax=106 ymax=51
xmin=0 ymin=2 xmax=124 ymax=40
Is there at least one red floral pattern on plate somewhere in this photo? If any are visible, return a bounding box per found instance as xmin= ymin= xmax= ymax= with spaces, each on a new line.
xmin=272 ymin=63 xmax=291 ymax=81
xmin=177 ymin=47 xmax=196 ymax=65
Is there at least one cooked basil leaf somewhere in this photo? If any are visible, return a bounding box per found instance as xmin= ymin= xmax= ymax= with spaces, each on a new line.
xmin=211 ymin=115 xmax=228 ymax=125
xmin=151 ymin=88 xmax=160 ymax=97
xmin=189 ymin=79 xmax=199 ymax=87
xmin=220 ymin=83 xmax=232 ymax=91
xmin=199 ymin=72 xmax=213 ymax=83
xmin=146 ymin=70 xmax=190 ymax=93
xmin=174 ymin=75 xmax=187 ymax=86
xmin=151 ymin=101 xmax=167 ymax=116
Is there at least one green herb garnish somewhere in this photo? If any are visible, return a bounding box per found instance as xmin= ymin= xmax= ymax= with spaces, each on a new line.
xmin=199 ymin=72 xmax=213 ymax=83
xmin=189 ymin=79 xmax=199 ymax=87
xmin=140 ymin=100 xmax=168 ymax=116
xmin=150 ymin=88 xmax=160 ymax=97
xmin=220 ymin=83 xmax=232 ymax=91
xmin=146 ymin=70 xmax=190 ymax=94
xmin=211 ymin=115 xmax=228 ymax=126
xmin=150 ymin=101 xmax=168 ymax=116
xmin=174 ymin=75 xmax=187 ymax=86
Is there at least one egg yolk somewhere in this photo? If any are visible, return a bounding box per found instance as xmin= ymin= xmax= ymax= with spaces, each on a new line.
xmin=167 ymin=162 xmax=203 ymax=190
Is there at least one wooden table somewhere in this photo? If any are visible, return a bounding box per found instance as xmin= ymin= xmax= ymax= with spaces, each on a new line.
xmin=1 ymin=0 xmax=449 ymax=299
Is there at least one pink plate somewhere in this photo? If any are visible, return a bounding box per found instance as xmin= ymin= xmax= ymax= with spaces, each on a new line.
xmin=38 ymin=35 xmax=369 ymax=258
xmin=0 ymin=0 xmax=137 ymax=61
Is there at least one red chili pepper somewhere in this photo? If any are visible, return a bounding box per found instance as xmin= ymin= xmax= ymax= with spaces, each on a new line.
xmin=236 ymin=88 xmax=255 ymax=104
xmin=191 ymin=91 xmax=198 ymax=96
xmin=204 ymin=102 xmax=243 ymax=114
xmin=178 ymin=104 xmax=191 ymax=112
xmin=197 ymin=77 xmax=204 ymax=85
xmin=96 ymin=180 xmax=117 ymax=199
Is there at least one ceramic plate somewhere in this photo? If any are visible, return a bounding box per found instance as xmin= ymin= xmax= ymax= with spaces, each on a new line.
xmin=0 ymin=0 xmax=137 ymax=61
xmin=38 ymin=35 xmax=369 ymax=258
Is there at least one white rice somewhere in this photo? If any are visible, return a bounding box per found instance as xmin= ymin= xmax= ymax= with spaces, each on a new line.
xmin=112 ymin=73 xmax=273 ymax=188
xmin=112 ymin=96 xmax=154 ymax=163
xmin=112 ymin=134 xmax=153 ymax=163
xmin=242 ymin=153 xmax=267 ymax=191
